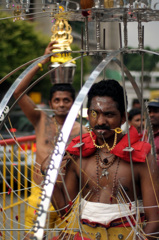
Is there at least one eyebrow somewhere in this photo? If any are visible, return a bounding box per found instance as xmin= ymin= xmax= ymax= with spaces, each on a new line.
xmin=90 ymin=109 xmax=116 ymax=114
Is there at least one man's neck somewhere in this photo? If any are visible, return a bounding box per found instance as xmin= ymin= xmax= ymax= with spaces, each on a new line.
xmin=153 ymin=125 xmax=159 ymax=134
xmin=53 ymin=115 xmax=66 ymax=126
xmin=96 ymin=133 xmax=122 ymax=151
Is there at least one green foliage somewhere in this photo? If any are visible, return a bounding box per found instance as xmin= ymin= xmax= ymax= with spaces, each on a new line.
xmin=123 ymin=47 xmax=159 ymax=71
xmin=0 ymin=11 xmax=49 ymax=78
xmin=0 ymin=10 xmax=91 ymax=100
xmin=0 ymin=10 xmax=52 ymax=100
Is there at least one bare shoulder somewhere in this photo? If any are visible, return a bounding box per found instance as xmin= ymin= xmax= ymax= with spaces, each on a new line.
xmin=65 ymin=152 xmax=90 ymax=166
xmin=135 ymin=152 xmax=159 ymax=179
xmin=72 ymin=121 xmax=88 ymax=134
xmin=35 ymin=111 xmax=51 ymax=128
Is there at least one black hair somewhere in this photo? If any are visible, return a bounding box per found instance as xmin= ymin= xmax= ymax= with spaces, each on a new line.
xmin=87 ymin=79 xmax=127 ymax=117
xmin=132 ymin=98 xmax=139 ymax=104
xmin=49 ymin=83 xmax=75 ymax=101
xmin=132 ymin=98 xmax=140 ymax=107
xmin=128 ymin=108 xmax=141 ymax=121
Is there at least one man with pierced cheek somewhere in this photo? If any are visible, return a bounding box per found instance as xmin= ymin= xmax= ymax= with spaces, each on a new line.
xmin=52 ymin=79 xmax=159 ymax=240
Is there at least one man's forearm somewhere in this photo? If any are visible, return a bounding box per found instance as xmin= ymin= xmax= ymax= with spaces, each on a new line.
xmin=13 ymin=41 xmax=55 ymax=99
xmin=13 ymin=64 xmax=41 ymax=99
xmin=140 ymin=222 xmax=159 ymax=240
xmin=51 ymin=182 xmax=68 ymax=216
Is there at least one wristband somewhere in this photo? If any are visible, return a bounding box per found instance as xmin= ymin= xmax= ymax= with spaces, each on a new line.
xmin=37 ymin=63 xmax=43 ymax=71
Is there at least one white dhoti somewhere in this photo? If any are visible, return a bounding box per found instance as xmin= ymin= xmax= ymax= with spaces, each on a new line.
xmin=81 ymin=198 xmax=144 ymax=226
xmin=50 ymin=198 xmax=144 ymax=240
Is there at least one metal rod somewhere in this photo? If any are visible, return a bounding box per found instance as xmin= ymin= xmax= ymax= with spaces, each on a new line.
xmin=138 ymin=16 xmax=142 ymax=49
xmin=103 ymin=28 xmax=106 ymax=79
xmin=96 ymin=13 xmax=101 ymax=50
xmin=0 ymin=228 xmax=79 ymax=231
xmin=103 ymin=28 xmax=106 ymax=50
xmin=119 ymin=23 xmax=122 ymax=49
xmin=123 ymin=16 xmax=128 ymax=48
xmin=85 ymin=16 xmax=89 ymax=52
xmin=79 ymin=26 xmax=84 ymax=228
xmin=139 ymin=23 xmax=144 ymax=134
xmin=120 ymin=52 xmax=139 ymax=236
xmin=142 ymin=25 xmax=144 ymax=49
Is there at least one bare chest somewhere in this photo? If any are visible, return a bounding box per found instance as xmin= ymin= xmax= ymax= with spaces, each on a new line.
xmin=35 ymin=116 xmax=60 ymax=155
xmin=80 ymin=156 xmax=139 ymax=203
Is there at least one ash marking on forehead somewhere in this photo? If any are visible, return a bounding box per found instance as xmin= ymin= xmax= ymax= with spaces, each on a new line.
xmin=97 ymin=102 xmax=102 ymax=111
xmin=91 ymin=97 xmax=116 ymax=111
xmin=96 ymin=97 xmax=108 ymax=103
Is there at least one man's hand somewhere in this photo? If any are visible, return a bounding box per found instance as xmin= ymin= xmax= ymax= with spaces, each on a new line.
xmin=41 ymin=41 xmax=60 ymax=65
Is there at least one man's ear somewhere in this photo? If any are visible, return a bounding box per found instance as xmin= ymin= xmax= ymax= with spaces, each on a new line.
xmin=121 ymin=112 xmax=126 ymax=125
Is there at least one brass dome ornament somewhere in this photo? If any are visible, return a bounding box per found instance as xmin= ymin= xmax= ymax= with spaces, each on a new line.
xmin=49 ymin=19 xmax=76 ymax=84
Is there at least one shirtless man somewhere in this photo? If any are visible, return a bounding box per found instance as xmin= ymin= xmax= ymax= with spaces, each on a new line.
xmin=52 ymin=80 xmax=159 ymax=240
xmin=13 ymin=41 xmax=87 ymax=239
xmin=148 ymin=98 xmax=159 ymax=166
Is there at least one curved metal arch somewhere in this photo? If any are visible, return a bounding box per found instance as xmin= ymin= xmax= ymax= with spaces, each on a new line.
xmin=0 ymin=53 xmax=88 ymax=129
xmin=32 ymin=48 xmax=158 ymax=239
xmin=0 ymin=48 xmax=88 ymax=116
xmin=130 ymin=48 xmax=159 ymax=56
xmin=1 ymin=47 xmax=158 ymax=123
xmin=0 ymin=49 xmax=87 ymax=85
xmin=0 ymin=56 xmax=42 ymax=84
xmin=0 ymin=53 xmax=54 ymax=119
xmin=32 ymin=49 xmax=122 ymax=240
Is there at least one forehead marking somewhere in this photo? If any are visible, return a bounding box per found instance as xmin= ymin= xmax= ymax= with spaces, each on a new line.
xmin=96 ymin=97 xmax=108 ymax=103
xmin=91 ymin=97 xmax=116 ymax=111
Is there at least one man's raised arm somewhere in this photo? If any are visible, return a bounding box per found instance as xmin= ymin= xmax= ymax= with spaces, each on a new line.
xmin=13 ymin=41 xmax=58 ymax=127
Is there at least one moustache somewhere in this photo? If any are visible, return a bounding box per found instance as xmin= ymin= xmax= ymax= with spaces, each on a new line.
xmin=94 ymin=125 xmax=111 ymax=130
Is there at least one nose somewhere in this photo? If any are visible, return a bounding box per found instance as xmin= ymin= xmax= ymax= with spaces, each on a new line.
xmin=149 ymin=110 xmax=154 ymax=117
xmin=59 ymin=100 xmax=64 ymax=107
xmin=138 ymin=120 xmax=142 ymax=127
xmin=97 ymin=113 xmax=106 ymax=126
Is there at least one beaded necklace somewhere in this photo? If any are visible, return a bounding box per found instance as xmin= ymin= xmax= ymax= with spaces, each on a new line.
xmin=96 ymin=149 xmax=116 ymax=179
xmin=96 ymin=150 xmax=120 ymax=202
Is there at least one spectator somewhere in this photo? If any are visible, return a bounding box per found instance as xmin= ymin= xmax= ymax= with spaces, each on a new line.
xmin=128 ymin=108 xmax=143 ymax=133
xmin=132 ymin=98 xmax=141 ymax=109
xmin=148 ymin=98 xmax=159 ymax=166
xmin=13 ymin=41 xmax=87 ymax=239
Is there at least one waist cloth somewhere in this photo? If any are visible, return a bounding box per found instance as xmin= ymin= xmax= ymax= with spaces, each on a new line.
xmin=50 ymin=198 xmax=144 ymax=240
xmin=81 ymin=198 xmax=145 ymax=228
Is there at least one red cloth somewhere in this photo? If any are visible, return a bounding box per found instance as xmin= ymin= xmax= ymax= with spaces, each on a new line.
xmin=66 ymin=126 xmax=151 ymax=163
xmin=110 ymin=126 xmax=151 ymax=162
xmin=66 ymin=132 xmax=97 ymax=157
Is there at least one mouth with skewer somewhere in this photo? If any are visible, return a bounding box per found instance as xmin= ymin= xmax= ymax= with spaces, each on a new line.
xmin=93 ymin=125 xmax=122 ymax=135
